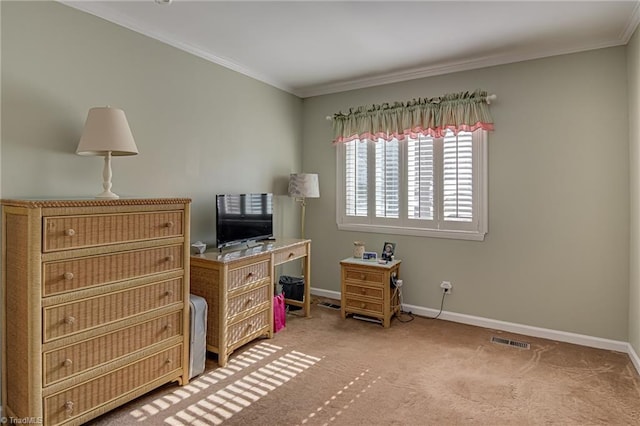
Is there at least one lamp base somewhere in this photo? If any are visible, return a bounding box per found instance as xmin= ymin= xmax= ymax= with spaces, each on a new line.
xmin=95 ymin=189 xmax=120 ymax=199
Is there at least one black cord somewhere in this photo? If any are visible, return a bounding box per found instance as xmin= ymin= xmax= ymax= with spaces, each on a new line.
xmin=424 ymin=291 xmax=447 ymax=320
xmin=395 ymin=285 xmax=414 ymax=323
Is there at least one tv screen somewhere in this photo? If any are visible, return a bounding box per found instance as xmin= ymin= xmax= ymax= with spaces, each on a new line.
xmin=216 ymin=193 xmax=273 ymax=249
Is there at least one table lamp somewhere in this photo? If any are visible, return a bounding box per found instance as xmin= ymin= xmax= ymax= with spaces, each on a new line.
xmin=76 ymin=106 xmax=138 ymax=199
xmin=288 ymin=173 xmax=320 ymax=239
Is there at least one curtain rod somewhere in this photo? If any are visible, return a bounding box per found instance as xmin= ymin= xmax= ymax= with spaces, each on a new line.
xmin=325 ymin=93 xmax=497 ymax=121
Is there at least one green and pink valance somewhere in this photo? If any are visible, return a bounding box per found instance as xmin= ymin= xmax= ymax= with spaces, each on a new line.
xmin=331 ymin=89 xmax=495 ymax=143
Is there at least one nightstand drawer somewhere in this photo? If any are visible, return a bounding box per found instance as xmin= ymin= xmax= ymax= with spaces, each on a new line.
xmin=43 ymin=311 xmax=182 ymax=386
xmin=44 ymin=344 xmax=182 ymax=426
xmin=344 ymin=297 xmax=383 ymax=315
xmin=44 ymin=278 xmax=183 ymax=342
xmin=344 ymin=284 xmax=383 ymax=300
xmin=43 ymin=211 xmax=184 ymax=252
xmin=343 ymin=267 xmax=384 ymax=286
xmin=228 ymin=285 xmax=270 ymax=319
xmin=227 ymin=261 xmax=269 ymax=291
xmin=43 ymin=245 xmax=183 ymax=296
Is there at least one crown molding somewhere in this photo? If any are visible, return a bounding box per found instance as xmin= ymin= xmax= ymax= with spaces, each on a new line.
xmin=297 ymin=38 xmax=629 ymax=98
xmin=58 ymin=1 xmax=297 ymax=95
xmin=59 ymin=1 xmax=639 ymax=99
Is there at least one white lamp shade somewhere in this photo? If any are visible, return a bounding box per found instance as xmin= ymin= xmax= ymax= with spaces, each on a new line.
xmin=289 ymin=173 xmax=320 ymax=198
xmin=76 ymin=107 xmax=138 ymax=156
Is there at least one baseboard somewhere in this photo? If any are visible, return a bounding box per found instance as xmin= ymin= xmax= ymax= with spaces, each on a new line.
xmin=310 ymin=288 xmax=638 ymax=374
xmin=627 ymin=342 xmax=640 ymax=373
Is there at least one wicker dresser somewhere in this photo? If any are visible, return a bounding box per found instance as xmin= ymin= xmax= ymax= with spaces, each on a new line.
xmin=340 ymin=258 xmax=401 ymax=328
xmin=190 ymin=239 xmax=311 ymax=367
xmin=1 ymin=198 xmax=191 ymax=425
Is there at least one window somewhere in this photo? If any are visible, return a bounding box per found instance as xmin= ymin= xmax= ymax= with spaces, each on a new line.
xmin=337 ymin=129 xmax=487 ymax=241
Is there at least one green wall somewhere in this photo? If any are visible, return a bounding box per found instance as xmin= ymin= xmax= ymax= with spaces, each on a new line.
xmin=1 ymin=2 xmax=636 ymax=344
xmin=302 ymin=47 xmax=630 ymax=341
xmin=0 ymin=1 xmax=303 ymax=243
xmin=628 ymin=26 xmax=640 ymax=356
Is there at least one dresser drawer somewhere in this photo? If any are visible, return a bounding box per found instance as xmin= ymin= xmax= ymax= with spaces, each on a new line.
xmin=227 ymin=309 xmax=270 ymax=349
xmin=228 ymin=284 xmax=270 ymax=319
xmin=43 ymin=245 xmax=183 ymax=296
xmin=43 ymin=311 xmax=182 ymax=386
xmin=344 ymin=297 xmax=384 ymax=315
xmin=44 ymin=344 xmax=182 ymax=426
xmin=344 ymin=283 xmax=383 ymax=300
xmin=43 ymin=211 xmax=184 ymax=252
xmin=227 ymin=261 xmax=269 ymax=291
xmin=44 ymin=278 xmax=183 ymax=342
xmin=273 ymin=244 xmax=306 ymax=265
xmin=343 ymin=267 xmax=384 ymax=286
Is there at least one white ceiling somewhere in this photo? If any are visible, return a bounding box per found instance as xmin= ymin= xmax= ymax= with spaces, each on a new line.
xmin=61 ymin=0 xmax=640 ymax=98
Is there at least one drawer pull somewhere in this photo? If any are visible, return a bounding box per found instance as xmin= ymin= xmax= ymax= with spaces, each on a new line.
xmin=246 ymin=272 xmax=254 ymax=279
xmin=63 ymin=358 xmax=73 ymax=367
xmin=361 ymin=288 xmax=367 ymax=294
xmin=247 ymin=323 xmax=254 ymax=329
xmin=63 ymin=272 xmax=74 ymax=280
xmin=245 ymin=297 xmax=254 ymax=304
xmin=360 ymin=302 xmax=366 ymax=309
xmin=65 ymin=400 xmax=74 ymax=414
xmin=64 ymin=228 xmax=76 ymax=237
xmin=165 ymin=290 xmax=174 ymax=297
xmin=64 ymin=316 xmax=76 ymax=325
xmin=288 ymin=252 xmax=295 ymax=258
xmin=165 ymin=255 xmax=175 ymax=262
xmin=165 ymin=358 xmax=173 ymax=365
xmin=165 ymin=221 xmax=174 ymax=228
xmin=360 ymin=274 xmax=366 ymax=280
xmin=164 ymin=324 xmax=173 ymax=331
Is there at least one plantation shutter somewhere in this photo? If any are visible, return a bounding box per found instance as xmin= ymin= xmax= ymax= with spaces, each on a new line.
xmin=375 ymin=140 xmax=400 ymax=218
xmin=345 ymin=140 xmax=368 ymax=216
xmin=407 ymin=136 xmax=435 ymax=220
xmin=443 ymin=131 xmax=473 ymax=222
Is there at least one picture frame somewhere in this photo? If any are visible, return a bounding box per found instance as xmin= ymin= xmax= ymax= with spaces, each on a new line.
xmin=362 ymin=251 xmax=377 ymax=260
xmin=381 ymin=242 xmax=396 ymax=261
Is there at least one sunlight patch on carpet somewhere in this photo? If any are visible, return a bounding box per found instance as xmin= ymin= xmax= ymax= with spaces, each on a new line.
xmin=301 ymin=370 xmax=381 ymax=425
xmin=128 ymin=342 xmax=321 ymax=425
xmin=128 ymin=342 xmax=284 ymax=422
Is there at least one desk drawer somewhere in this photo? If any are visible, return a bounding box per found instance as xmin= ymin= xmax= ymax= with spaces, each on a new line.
xmin=44 ymin=278 xmax=183 ymax=342
xmin=273 ymin=244 xmax=306 ymax=264
xmin=228 ymin=285 xmax=270 ymax=319
xmin=344 ymin=284 xmax=383 ymax=300
xmin=227 ymin=261 xmax=269 ymax=291
xmin=44 ymin=344 xmax=182 ymax=426
xmin=43 ymin=311 xmax=182 ymax=386
xmin=228 ymin=309 xmax=270 ymax=348
xmin=43 ymin=211 xmax=183 ymax=252
xmin=43 ymin=245 xmax=183 ymax=296
xmin=343 ymin=267 xmax=384 ymax=286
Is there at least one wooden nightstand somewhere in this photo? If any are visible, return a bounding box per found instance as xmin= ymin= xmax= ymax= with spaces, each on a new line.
xmin=340 ymin=258 xmax=401 ymax=328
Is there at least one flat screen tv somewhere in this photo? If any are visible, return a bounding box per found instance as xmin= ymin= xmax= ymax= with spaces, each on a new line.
xmin=216 ymin=193 xmax=273 ymax=249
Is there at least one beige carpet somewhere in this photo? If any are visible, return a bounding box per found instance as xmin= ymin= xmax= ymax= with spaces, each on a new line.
xmin=91 ymin=299 xmax=640 ymax=425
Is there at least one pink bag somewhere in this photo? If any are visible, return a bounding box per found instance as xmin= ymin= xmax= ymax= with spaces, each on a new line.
xmin=274 ymin=293 xmax=286 ymax=333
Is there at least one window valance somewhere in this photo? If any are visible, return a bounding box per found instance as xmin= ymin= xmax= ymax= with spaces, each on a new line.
xmin=331 ymin=89 xmax=494 ymax=143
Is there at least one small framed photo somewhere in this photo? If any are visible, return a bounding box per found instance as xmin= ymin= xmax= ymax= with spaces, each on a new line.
xmin=362 ymin=251 xmax=377 ymax=260
xmin=381 ymin=242 xmax=396 ymax=261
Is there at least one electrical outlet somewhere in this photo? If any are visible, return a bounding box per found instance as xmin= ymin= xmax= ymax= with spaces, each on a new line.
xmin=440 ymin=281 xmax=452 ymax=294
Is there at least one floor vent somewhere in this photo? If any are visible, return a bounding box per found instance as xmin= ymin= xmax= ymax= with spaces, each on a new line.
xmin=491 ymin=336 xmax=530 ymax=350
xmin=318 ymin=302 xmax=341 ymax=310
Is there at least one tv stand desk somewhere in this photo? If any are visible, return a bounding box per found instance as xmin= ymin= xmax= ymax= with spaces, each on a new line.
xmin=190 ymin=238 xmax=311 ymax=366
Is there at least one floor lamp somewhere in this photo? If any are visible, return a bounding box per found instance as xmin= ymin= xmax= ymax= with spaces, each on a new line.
xmin=288 ymin=173 xmax=320 ymax=240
